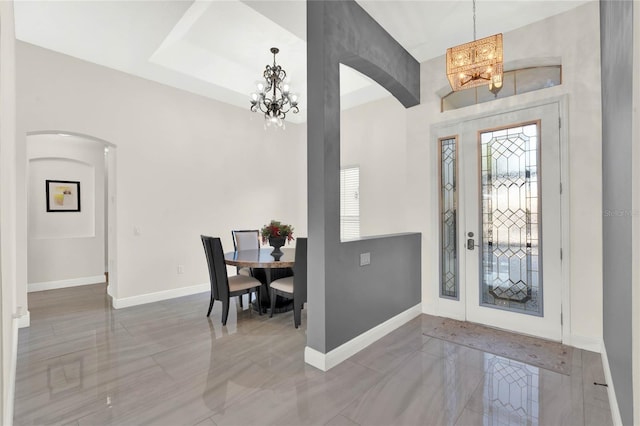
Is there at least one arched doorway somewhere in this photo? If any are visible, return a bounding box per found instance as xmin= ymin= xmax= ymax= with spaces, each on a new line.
xmin=25 ymin=131 xmax=118 ymax=315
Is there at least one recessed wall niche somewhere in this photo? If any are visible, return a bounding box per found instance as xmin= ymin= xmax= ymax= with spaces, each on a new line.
xmin=29 ymin=157 xmax=95 ymax=239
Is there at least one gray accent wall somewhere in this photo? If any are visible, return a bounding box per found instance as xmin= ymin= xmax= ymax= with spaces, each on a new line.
xmin=600 ymin=0 xmax=634 ymax=424
xmin=306 ymin=0 xmax=421 ymax=353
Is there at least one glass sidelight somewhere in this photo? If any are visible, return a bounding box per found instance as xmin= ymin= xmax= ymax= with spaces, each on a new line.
xmin=434 ymin=103 xmax=561 ymax=339
xmin=479 ymin=123 xmax=542 ymax=315
xmin=439 ymin=137 xmax=458 ymax=299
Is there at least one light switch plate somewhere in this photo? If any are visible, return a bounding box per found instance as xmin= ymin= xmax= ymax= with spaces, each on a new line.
xmin=360 ymin=252 xmax=371 ymax=266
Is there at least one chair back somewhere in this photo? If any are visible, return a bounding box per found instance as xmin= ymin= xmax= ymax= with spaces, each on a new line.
xmin=293 ymin=238 xmax=307 ymax=304
xmin=232 ymin=230 xmax=260 ymax=251
xmin=201 ymin=235 xmax=230 ymax=301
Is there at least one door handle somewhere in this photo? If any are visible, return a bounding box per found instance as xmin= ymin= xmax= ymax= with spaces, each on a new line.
xmin=467 ymin=232 xmax=475 ymax=250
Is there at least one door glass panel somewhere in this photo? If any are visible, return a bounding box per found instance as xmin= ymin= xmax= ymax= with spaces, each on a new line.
xmin=480 ymin=123 xmax=541 ymax=315
xmin=440 ymin=137 xmax=458 ymax=298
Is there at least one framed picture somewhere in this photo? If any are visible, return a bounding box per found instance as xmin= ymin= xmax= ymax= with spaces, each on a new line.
xmin=46 ymin=180 xmax=81 ymax=212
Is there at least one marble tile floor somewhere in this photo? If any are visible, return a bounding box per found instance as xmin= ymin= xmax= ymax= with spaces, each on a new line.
xmin=14 ymin=283 xmax=613 ymax=426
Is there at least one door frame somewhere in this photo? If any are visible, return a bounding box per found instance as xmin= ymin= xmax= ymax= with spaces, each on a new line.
xmin=429 ymin=96 xmax=571 ymax=343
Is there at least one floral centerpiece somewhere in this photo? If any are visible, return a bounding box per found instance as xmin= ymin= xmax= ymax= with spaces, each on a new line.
xmin=260 ymin=220 xmax=295 ymax=245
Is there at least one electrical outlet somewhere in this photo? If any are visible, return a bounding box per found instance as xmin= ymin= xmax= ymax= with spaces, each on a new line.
xmin=177 ymin=265 xmax=184 ymax=274
xmin=360 ymin=252 xmax=371 ymax=266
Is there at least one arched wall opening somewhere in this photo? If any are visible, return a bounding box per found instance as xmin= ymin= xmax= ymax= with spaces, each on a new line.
xmin=24 ymin=131 xmax=117 ymax=315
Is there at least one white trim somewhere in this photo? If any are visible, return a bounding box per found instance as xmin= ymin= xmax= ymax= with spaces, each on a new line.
xmin=558 ymin=97 xmax=572 ymax=345
xmin=304 ymin=346 xmax=328 ymax=371
xmin=421 ymin=298 xmax=437 ymax=316
xmin=601 ymin=341 xmax=623 ymax=426
xmin=17 ymin=310 xmax=30 ymax=328
xmin=304 ymin=304 xmax=421 ymax=371
xmin=112 ymin=283 xmax=209 ymax=309
xmin=566 ymin=334 xmax=602 ymax=353
xmin=106 ymin=282 xmax=114 ymax=298
xmin=28 ymin=275 xmax=105 ymax=293
xmin=4 ymin=320 xmax=18 ymax=426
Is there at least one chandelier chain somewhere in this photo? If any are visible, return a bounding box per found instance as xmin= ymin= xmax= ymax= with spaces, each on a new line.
xmin=473 ymin=0 xmax=477 ymax=41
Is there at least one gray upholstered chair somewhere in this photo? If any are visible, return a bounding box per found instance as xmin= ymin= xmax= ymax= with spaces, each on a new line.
xmin=269 ymin=237 xmax=307 ymax=328
xmin=231 ymin=229 xmax=260 ymax=277
xmin=201 ymin=235 xmax=262 ymax=325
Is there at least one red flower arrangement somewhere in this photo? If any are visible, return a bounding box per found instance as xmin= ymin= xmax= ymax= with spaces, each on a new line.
xmin=260 ymin=220 xmax=294 ymax=244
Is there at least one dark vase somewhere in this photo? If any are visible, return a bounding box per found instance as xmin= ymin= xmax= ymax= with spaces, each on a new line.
xmin=268 ymin=236 xmax=286 ymax=257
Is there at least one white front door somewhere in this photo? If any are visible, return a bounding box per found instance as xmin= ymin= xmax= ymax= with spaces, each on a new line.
xmin=435 ymin=103 xmax=563 ymax=341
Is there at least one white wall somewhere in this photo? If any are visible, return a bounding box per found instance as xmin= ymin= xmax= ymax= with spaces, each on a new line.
xmin=341 ymin=95 xmax=409 ymax=237
xmin=27 ymin=133 xmax=105 ymax=287
xmin=16 ymin=42 xmax=307 ymax=307
xmin=0 ymin=0 xmax=18 ymax=423
xmin=405 ymin=2 xmax=603 ymax=349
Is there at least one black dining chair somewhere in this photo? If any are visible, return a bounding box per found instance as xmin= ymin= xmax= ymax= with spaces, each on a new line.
xmin=269 ymin=237 xmax=307 ymax=328
xmin=201 ymin=235 xmax=262 ymax=325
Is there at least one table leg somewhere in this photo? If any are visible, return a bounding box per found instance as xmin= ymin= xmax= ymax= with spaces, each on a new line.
xmin=250 ymin=268 xmax=271 ymax=313
xmin=261 ymin=268 xmax=272 ymax=314
xmin=251 ymin=267 xmax=294 ymax=314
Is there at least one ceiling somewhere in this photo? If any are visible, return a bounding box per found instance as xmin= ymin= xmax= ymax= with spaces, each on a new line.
xmin=14 ymin=0 xmax=591 ymax=123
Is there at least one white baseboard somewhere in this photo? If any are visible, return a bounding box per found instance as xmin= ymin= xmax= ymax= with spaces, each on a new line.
xmin=566 ymin=334 xmax=602 ymax=353
xmin=601 ymin=341 xmax=623 ymax=426
xmin=304 ymin=304 xmax=422 ymax=371
xmin=430 ymin=306 xmax=465 ymax=322
xmin=28 ymin=275 xmax=105 ymax=293
xmin=17 ymin=310 xmax=30 ymax=328
xmin=112 ymin=283 xmax=209 ymax=309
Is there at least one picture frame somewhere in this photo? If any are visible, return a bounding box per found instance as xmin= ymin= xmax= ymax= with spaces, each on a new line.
xmin=46 ymin=180 xmax=81 ymax=212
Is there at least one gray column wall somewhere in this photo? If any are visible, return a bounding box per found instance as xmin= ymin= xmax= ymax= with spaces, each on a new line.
xmin=600 ymin=0 xmax=634 ymax=424
xmin=306 ymin=0 xmax=421 ymax=353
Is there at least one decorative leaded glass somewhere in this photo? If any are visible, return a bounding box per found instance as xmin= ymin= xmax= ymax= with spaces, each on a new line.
xmin=440 ymin=137 xmax=458 ymax=299
xmin=483 ymin=354 xmax=539 ymax=424
xmin=480 ymin=123 xmax=541 ymax=315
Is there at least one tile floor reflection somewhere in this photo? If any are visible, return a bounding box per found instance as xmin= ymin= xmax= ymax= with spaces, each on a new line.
xmin=14 ymin=284 xmax=612 ymax=425
xmin=481 ymin=355 xmax=540 ymax=425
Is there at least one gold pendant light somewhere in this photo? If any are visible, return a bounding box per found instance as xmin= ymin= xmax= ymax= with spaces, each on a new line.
xmin=446 ymin=0 xmax=503 ymax=95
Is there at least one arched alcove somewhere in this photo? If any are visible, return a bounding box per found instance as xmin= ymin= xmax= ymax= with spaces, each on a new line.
xmin=25 ymin=131 xmax=118 ymax=302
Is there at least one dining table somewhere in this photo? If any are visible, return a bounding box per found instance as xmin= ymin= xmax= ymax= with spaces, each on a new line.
xmin=224 ymin=247 xmax=295 ymax=313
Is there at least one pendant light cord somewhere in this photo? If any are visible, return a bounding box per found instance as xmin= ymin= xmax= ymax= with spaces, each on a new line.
xmin=473 ymin=0 xmax=477 ymax=41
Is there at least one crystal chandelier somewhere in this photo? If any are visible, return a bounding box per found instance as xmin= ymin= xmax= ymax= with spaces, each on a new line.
xmin=446 ymin=0 xmax=503 ymax=95
xmin=250 ymin=47 xmax=299 ymax=128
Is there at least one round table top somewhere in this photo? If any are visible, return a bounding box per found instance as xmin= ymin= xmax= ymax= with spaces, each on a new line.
xmin=224 ymin=248 xmax=295 ymax=268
